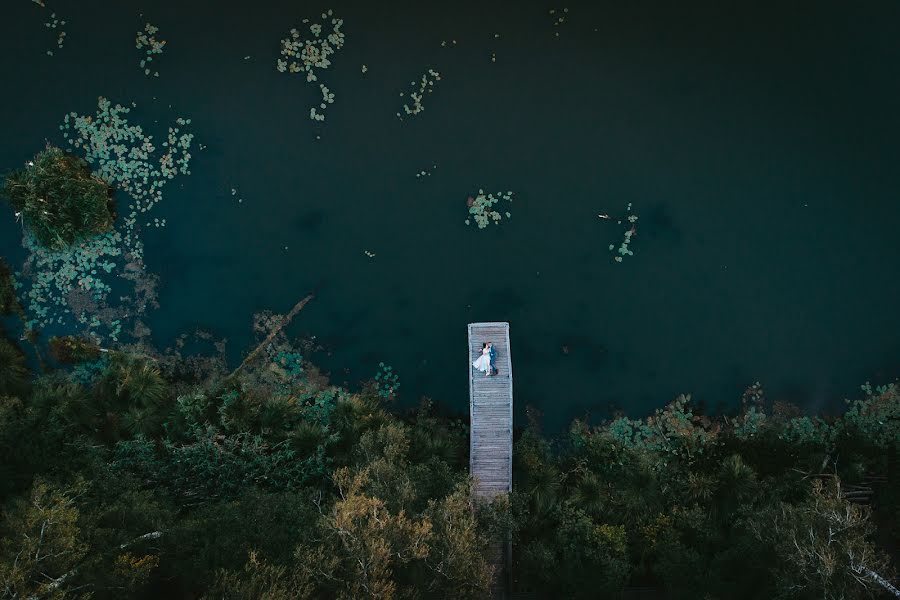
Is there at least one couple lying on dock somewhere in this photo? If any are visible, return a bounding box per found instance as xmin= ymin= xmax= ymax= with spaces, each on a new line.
xmin=472 ymin=342 xmax=498 ymax=376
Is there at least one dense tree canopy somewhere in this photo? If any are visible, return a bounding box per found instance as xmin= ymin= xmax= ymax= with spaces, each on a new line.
xmin=0 ymin=317 xmax=896 ymax=599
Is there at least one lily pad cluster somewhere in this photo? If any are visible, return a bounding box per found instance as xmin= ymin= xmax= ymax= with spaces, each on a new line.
xmin=415 ymin=164 xmax=437 ymax=179
xmin=860 ymin=381 xmax=895 ymax=397
xmin=17 ymin=229 xmax=157 ymax=342
xmin=12 ymin=97 xmax=197 ymax=341
xmin=276 ymin=10 xmax=344 ymax=122
xmin=61 ymin=97 xmax=195 ymax=245
xmin=18 ymin=231 xmax=121 ymax=330
xmin=276 ymin=10 xmax=344 ymax=81
xmin=465 ymin=189 xmax=514 ymax=229
xmin=374 ymin=362 xmax=400 ymax=399
xmin=608 ymin=202 xmax=638 ymax=263
xmin=43 ymin=11 xmax=66 ymax=56
xmin=399 ymin=69 xmax=441 ymax=118
xmin=309 ymin=84 xmax=334 ymax=121
xmin=136 ymin=23 xmax=165 ymax=77
xmin=30 ymin=0 xmax=65 ymax=56
xmin=550 ymin=7 xmax=569 ymax=36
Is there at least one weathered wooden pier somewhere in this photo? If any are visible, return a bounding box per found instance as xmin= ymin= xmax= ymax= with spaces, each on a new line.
xmin=468 ymin=322 xmax=513 ymax=499
xmin=469 ymin=322 xmax=513 ymax=597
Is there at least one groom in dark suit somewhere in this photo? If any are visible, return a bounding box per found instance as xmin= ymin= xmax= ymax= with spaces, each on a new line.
xmin=487 ymin=341 xmax=497 ymax=375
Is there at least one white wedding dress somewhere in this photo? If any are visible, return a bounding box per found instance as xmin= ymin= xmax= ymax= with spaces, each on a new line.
xmin=472 ymin=347 xmax=492 ymax=374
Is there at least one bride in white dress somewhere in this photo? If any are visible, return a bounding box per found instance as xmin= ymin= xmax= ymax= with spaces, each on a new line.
xmin=472 ymin=343 xmax=492 ymax=376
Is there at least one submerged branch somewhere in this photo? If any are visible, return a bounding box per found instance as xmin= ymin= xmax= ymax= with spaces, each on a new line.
xmin=228 ymin=293 xmax=315 ymax=379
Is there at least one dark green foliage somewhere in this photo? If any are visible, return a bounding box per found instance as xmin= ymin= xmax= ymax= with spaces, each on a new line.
xmin=202 ymin=553 xmax=299 ymax=600
xmin=0 ymin=379 xmax=94 ymax=502
xmin=162 ymin=491 xmax=318 ymax=594
xmin=0 ymin=395 xmax=29 ymax=499
xmin=112 ymin=428 xmax=326 ymax=504
xmin=0 ymin=477 xmax=89 ymax=599
xmin=48 ymin=335 xmax=101 ymax=364
xmin=746 ymin=477 xmax=896 ymax=600
xmin=1 ymin=146 xmax=114 ymax=250
xmin=93 ymin=353 xmax=169 ymax=440
xmin=518 ymin=503 xmax=631 ymax=598
xmin=0 ymin=332 xmax=897 ymax=600
xmin=0 ymin=258 xmax=17 ymax=317
xmin=0 ymin=335 xmax=28 ymax=397
xmin=510 ymin=390 xmax=899 ymax=599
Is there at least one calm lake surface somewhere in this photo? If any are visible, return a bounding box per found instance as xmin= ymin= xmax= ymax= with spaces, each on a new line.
xmin=2 ymin=0 xmax=900 ymax=429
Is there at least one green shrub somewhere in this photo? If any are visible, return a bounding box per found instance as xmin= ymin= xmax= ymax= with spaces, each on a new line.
xmin=1 ymin=146 xmax=114 ymax=250
xmin=48 ymin=335 xmax=102 ymax=364
xmin=0 ymin=258 xmax=17 ymax=316
xmin=0 ymin=336 xmax=28 ymax=396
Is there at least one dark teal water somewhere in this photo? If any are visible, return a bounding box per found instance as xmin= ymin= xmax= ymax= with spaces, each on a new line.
xmin=2 ymin=0 xmax=900 ymax=429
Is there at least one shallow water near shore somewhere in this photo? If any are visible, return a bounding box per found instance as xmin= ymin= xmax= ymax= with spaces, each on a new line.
xmin=2 ymin=0 xmax=900 ymax=430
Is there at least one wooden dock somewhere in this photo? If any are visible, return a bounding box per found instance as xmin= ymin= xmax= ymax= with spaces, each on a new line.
xmin=468 ymin=322 xmax=513 ymax=499
xmin=469 ymin=322 xmax=513 ymax=597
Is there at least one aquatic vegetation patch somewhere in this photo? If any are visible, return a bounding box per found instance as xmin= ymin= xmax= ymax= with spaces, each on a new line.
xmin=274 ymin=351 xmax=305 ymax=384
xmin=275 ymin=351 xmax=304 ymax=375
xmin=307 ymin=82 xmax=335 ymax=122
xmin=61 ymin=97 xmax=195 ymax=247
xmin=1 ymin=146 xmax=114 ymax=250
xmin=153 ymin=329 xmax=228 ymax=381
xmin=18 ymin=231 xmax=118 ymax=329
xmin=606 ymin=202 xmax=638 ymax=262
xmin=276 ymin=10 xmax=344 ymax=122
xmin=464 ymin=189 xmax=514 ymax=229
xmin=43 ymin=11 xmax=66 ymax=56
xmin=844 ymin=382 xmax=900 ymax=449
xmin=398 ymin=69 xmax=441 ymax=118
xmin=11 ymin=97 xmax=196 ymax=342
xmin=490 ymin=32 xmax=501 ymax=63
xmin=232 ymin=309 xmax=327 ymax=398
xmin=29 ymin=0 xmax=66 ymax=56
xmin=860 ymin=380 xmax=896 ymax=397
xmin=373 ymin=362 xmax=400 ymax=399
xmin=135 ymin=23 xmax=166 ymax=77
xmin=415 ymin=164 xmax=437 ymax=179
xmin=68 ymin=354 xmax=110 ymax=385
xmin=550 ymin=7 xmax=569 ymax=36
xmin=276 ymin=10 xmax=344 ymax=82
